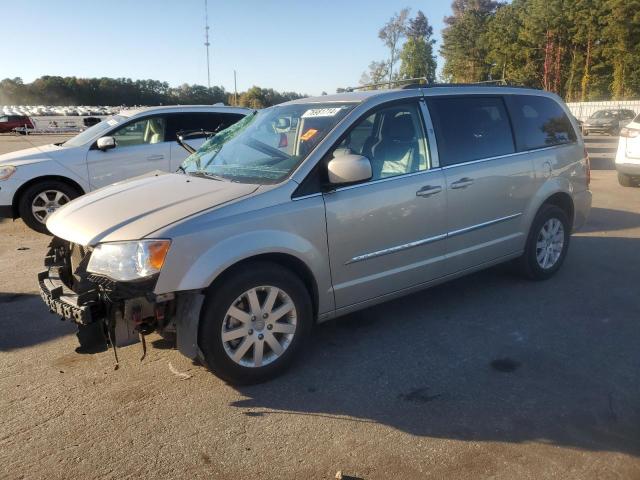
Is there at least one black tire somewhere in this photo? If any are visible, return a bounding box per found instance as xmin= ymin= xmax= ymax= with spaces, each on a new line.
xmin=17 ymin=180 xmax=80 ymax=234
xmin=618 ymin=172 xmax=634 ymax=187
xmin=199 ymin=261 xmax=313 ymax=384
xmin=516 ymin=204 xmax=571 ymax=281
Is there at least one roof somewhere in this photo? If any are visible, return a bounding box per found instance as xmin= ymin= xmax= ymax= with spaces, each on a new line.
xmin=282 ymin=85 xmax=553 ymax=107
xmin=119 ymin=105 xmax=252 ymax=118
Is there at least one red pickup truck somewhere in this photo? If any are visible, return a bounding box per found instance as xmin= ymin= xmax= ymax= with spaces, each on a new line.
xmin=0 ymin=115 xmax=35 ymax=133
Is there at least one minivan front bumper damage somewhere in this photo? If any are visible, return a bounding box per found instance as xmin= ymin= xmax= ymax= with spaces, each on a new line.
xmin=37 ymin=238 xmax=200 ymax=357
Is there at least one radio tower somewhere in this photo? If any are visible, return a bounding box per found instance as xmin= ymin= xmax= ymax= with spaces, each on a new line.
xmin=204 ymin=0 xmax=211 ymax=88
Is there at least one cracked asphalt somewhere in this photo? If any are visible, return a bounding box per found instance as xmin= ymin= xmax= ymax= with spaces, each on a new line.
xmin=1 ymin=133 xmax=639 ymax=479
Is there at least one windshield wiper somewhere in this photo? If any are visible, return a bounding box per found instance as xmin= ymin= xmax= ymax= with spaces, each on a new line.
xmin=187 ymin=171 xmax=227 ymax=182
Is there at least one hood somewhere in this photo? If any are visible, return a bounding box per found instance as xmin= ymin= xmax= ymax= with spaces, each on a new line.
xmin=0 ymin=143 xmax=66 ymax=166
xmin=47 ymin=171 xmax=259 ymax=245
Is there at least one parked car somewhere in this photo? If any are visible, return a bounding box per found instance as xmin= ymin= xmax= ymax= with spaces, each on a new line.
xmin=0 ymin=115 xmax=35 ymax=133
xmin=615 ymin=114 xmax=640 ymax=187
xmin=581 ymin=109 xmax=635 ymax=136
xmin=0 ymin=105 xmax=250 ymax=233
xmin=38 ymin=87 xmax=591 ymax=384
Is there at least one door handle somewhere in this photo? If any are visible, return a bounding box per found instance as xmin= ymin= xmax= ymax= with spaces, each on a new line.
xmin=450 ymin=177 xmax=474 ymax=189
xmin=416 ymin=185 xmax=442 ymax=197
xmin=146 ymin=154 xmax=165 ymax=161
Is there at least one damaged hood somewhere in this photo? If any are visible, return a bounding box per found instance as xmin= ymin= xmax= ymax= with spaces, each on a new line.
xmin=47 ymin=171 xmax=259 ymax=245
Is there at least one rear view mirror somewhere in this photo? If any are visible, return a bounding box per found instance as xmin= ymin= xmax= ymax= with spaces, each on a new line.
xmin=96 ymin=136 xmax=116 ymax=151
xmin=327 ymin=154 xmax=372 ymax=185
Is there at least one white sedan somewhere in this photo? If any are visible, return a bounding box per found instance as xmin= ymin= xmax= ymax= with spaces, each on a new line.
xmin=0 ymin=105 xmax=250 ymax=232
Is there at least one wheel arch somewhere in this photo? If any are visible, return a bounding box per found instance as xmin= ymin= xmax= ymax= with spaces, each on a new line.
xmin=11 ymin=175 xmax=85 ymax=218
xmin=206 ymin=253 xmax=320 ymax=321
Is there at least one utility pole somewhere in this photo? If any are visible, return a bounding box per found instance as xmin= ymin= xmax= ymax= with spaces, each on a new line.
xmin=204 ymin=0 xmax=211 ymax=88
xmin=234 ymin=70 xmax=238 ymax=105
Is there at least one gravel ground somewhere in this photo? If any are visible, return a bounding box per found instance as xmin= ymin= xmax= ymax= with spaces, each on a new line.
xmin=0 ymin=134 xmax=639 ymax=480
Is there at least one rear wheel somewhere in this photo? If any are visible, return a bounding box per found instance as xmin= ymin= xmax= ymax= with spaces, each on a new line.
xmin=618 ymin=172 xmax=635 ymax=187
xmin=18 ymin=180 xmax=79 ymax=234
xmin=199 ymin=262 xmax=313 ymax=384
xmin=516 ymin=205 xmax=570 ymax=280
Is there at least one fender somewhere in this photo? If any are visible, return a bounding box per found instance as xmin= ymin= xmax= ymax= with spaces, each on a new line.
xmin=522 ymin=175 xmax=574 ymax=236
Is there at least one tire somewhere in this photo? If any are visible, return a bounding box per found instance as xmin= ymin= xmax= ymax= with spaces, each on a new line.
xmin=618 ymin=172 xmax=634 ymax=187
xmin=516 ymin=205 xmax=571 ymax=281
xmin=17 ymin=180 xmax=80 ymax=234
xmin=199 ymin=261 xmax=313 ymax=384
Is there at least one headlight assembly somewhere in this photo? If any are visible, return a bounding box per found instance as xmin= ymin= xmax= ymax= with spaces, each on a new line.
xmin=87 ymin=240 xmax=171 ymax=282
xmin=0 ymin=165 xmax=16 ymax=180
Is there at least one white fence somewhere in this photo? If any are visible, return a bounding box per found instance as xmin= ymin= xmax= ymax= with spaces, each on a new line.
xmin=566 ymin=100 xmax=640 ymax=120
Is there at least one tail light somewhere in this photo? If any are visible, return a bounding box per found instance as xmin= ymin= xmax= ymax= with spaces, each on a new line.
xmin=620 ymin=127 xmax=640 ymax=138
xmin=584 ymin=146 xmax=591 ymax=186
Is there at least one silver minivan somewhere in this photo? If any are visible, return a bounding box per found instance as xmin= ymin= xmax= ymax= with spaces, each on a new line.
xmin=38 ymin=86 xmax=592 ymax=383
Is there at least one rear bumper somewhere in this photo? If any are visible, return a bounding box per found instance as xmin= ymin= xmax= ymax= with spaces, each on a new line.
xmin=616 ymin=162 xmax=640 ymax=176
xmin=573 ymin=190 xmax=592 ymax=231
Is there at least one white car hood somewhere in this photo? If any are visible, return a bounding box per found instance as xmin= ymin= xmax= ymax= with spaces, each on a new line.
xmin=47 ymin=171 xmax=259 ymax=245
xmin=0 ymin=143 xmax=64 ymax=166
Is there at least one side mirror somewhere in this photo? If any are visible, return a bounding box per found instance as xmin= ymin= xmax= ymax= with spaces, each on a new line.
xmin=96 ymin=136 xmax=116 ymax=151
xmin=327 ymin=154 xmax=372 ymax=185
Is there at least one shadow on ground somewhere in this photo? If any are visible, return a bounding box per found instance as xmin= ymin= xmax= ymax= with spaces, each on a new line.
xmin=0 ymin=292 xmax=75 ymax=350
xmin=581 ymin=207 xmax=640 ymax=233
xmin=232 ymin=234 xmax=640 ymax=456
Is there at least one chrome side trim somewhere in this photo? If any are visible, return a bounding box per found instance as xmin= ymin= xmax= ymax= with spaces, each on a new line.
xmin=291 ymin=192 xmax=323 ymax=202
xmin=447 ymin=213 xmax=522 ymax=237
xmin=441 ymin=143 xmax=577 ymax=170
xmin=346 ymin=233 xmax=447 ymax=264
xmin=346 ymin=212 xmax=523 ymax=264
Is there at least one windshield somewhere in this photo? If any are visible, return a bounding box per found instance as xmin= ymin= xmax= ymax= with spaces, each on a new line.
xmin=62 ymin=115 xmax=126 ymax=147
xmin=181 ymin=103 xmax=356 ymax=184
xmin=590 ymin=110 xmax=617 ymax=119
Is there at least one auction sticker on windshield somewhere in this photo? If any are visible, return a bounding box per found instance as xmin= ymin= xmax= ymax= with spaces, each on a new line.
xmin=301 ymin=108 xmax=343 ymax=118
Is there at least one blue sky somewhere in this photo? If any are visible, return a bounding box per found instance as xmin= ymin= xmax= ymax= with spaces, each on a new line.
xmin=0 ymin=1 xmax=453 ymax=96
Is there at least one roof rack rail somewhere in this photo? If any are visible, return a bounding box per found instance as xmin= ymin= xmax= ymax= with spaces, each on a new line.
xmin=343 ymin=77 xmax=428 ymax=92
xmin=341 ymin=78 xmax=531 ymax=93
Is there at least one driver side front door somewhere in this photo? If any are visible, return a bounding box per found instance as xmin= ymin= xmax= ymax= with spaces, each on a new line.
xmin=86 ymin=115 xmax=170 ymax=189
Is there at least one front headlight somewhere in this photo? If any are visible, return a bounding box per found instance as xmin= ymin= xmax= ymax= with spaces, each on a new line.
xmin=0 ymin=165 xmax=16 ymax=180
xmin=87 ymin=240 xmax=171 ymax=282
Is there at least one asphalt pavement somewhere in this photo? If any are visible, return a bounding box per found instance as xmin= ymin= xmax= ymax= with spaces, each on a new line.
xmin=0 ymin=134 xmax=639 ymax=480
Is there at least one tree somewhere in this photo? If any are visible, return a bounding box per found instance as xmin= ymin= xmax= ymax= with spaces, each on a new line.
xmin=378 ymin=8 xmax=411 ymax=87
xmin=360 ymin=60 xmax=390 ymax=87
xmin=399 ymin=11 xmax=437 ymax=82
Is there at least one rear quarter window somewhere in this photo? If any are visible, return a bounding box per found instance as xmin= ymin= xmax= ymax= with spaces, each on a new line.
xmin=427 ymin=96 xmax=515 ymax=166
xmin=506 ymin=95 xmax=577 ymax=151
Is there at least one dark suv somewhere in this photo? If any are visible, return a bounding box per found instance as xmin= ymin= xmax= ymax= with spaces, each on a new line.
xmin=0 ymin=115 xmax=35 ymax=133
xmin=582 ymin=109 xmax=635 ymax=136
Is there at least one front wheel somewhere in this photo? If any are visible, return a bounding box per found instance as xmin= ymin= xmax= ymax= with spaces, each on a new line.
xmin=199 ymin=262 xmax=313 ymax=384
xmin=18 ymin=180 xmax=80 ymax=234
xmin=516 ymin=205 xmax=571 ymax=280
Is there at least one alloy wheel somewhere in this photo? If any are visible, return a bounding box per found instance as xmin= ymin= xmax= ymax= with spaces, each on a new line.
xmin=535 ymin=218 xmax=565 ymax=269
xmin=221 ymin=286 xmax=297 ymax=368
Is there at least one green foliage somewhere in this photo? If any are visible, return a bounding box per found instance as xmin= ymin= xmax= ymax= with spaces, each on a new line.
xmin=399 ymin=11 xmax=437 ymax=82
xmin=0 ymin=76 xmax=304 ymax=107
xmin=441 ymin=0 xmax=640 ymax=100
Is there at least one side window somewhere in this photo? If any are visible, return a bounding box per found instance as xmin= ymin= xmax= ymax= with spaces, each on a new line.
xmin=165 ymin=112 xmax=245 ymax=141
xmin=427 ymin=96 xmax=515 ymax=167
xmin=112 ymin=116 xmax=166 ymax=147
xmin=0 ymin=116 xmax=8 ymax=122
xmin=506 ymin=95 xmax=577 ymax=151
xmin=330 ymin=102 xmax=430 ymax=181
